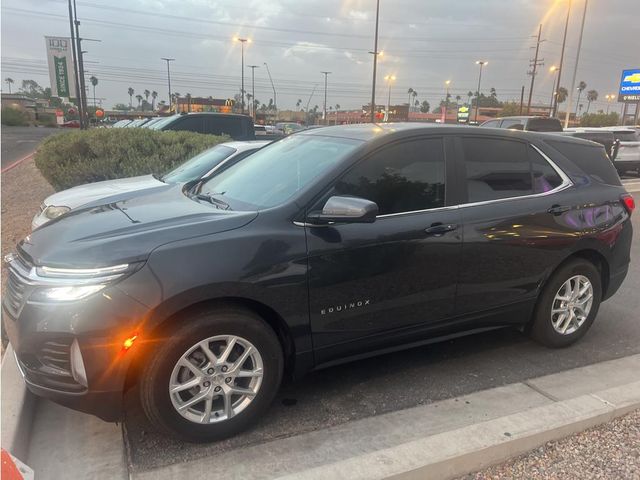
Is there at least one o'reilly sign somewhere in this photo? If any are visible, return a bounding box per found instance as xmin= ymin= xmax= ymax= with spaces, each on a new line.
xmin=45 ymin=36 xmax=76 ymax=98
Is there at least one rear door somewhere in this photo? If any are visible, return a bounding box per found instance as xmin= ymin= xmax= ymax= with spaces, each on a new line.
xmin=454 ymin=135 xmax=577 ymax=317
xmin=306 ymin=136 xmax=463 ymax=362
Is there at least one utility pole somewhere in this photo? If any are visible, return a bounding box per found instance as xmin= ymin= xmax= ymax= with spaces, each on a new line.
xmin=263 ymin=62 xmax=277 ymax=119
xmin=72 ymin=0 xmax=88 ymax=129
xmin=67 ymin=0 xmax=83 ymax=124
xmin=234 ymin=38 xmax=250 ymax=114
xmin=519 ymin=85 xmax=525 ymax=114
xmin=321 ymin=71 xmax=331 ymax=124
xmin=161 ymin=58 xmax=174 ymax=112
xmin=369 ymin=0 xmax=381 ymax=123
xmin=305 ymin=84 xmax=318 ymax=124
xmin=248 ymin=65 xmax=259 ymax=121
xmin=526 ymin=24 xmax=545 ymax=115
xmin=565 ymin=0 xmax=589 ymax=128
xmin=548 ymin=66 xmax=559 ymax=117
xmin=553 ymin=0 xmax=572 ymax=117
xmin=444 ymin=80 xmax=451 ymax=123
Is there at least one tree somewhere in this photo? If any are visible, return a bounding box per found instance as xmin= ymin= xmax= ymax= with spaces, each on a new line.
xmin=575 ymin=81 xmax=587 ymax=115
xmin=20 ymin=79 xmax=45 ymax=98
xmin=135 ymin=94 xmax=143 ymax=110
xmin=412 ymin=90 xmax=418 ymax=106
xmin=128 ymin=87 xmax=134 ymax=108
xmin=586 ymin=89 xmax=598 ymax=114
xmin=580 ymin=112 xmax=619 ymax=127
xmin=420 ymin=100 xmax=430 ymax=113
xmin=296 ymin=99 xmax=302 ymax=110
xmin=143 ymin=89 xmax=150 ymax=106
xmin=489 ymin=87 xmax=497 ymax=99
xmin=407 ymin=87 xmax=414 ymax=106
xmin=89 ymin=76 xmax=98 ymax=108
xmin=113 ymin=103 xmax=130 ymax=111
xmin=151 ymin=91 xmax=158 ymax=111
xmin=5 ymin=77 xmax=14 ymax=93
xmin=185 ymin=93 xmax=192 ymax=112
xmin=467 ymin=91 xmax=473 ymax=105
xmin=414 ymin=99 xmax=419 ymax=107
xmin=335 ymin=103 xmax=340 ymax=111
xmin=556 ymin=87 xmax=568 ymax=104
xmin=500 ymin=101 xmax=520 ymax=116
xmin=455 ymin=95 xmax=461 ymax=106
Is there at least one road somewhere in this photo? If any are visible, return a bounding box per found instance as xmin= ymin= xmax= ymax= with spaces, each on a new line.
xmin=1 ymin=126 xmax=61 ymax=170
xmin=123 ymin=184 xmax=640 ymax=473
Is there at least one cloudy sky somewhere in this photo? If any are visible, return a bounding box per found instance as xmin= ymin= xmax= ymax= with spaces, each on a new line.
xmin=1 ymin=0 xmax=638 ymax=112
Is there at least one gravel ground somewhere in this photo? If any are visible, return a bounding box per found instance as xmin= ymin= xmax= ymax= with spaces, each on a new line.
xmin=461 ymin=409 xmax=640 ymax=480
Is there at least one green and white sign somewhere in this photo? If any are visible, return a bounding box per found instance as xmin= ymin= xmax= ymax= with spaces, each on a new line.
xmin=45 ymin=36 xmax=76 ymax=98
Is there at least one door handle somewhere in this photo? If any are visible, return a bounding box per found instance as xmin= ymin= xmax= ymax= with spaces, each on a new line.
xmin=548 ymin=204 xmax=572 ymax=215
xmin=425 ymin=223 xmax=458 ymax=235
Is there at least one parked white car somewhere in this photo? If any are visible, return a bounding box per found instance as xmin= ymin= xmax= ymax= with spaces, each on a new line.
xmin=32 ymin=140 xmax=270 ymax=230
xmin=599 ymin=126 xmax=640 ymax=174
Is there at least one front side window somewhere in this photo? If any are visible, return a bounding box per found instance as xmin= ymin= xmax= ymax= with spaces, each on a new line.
xmin=501 ymin=119 xmax=524 ymax=130
xmin=204 ymin=117 xmax=244 ymax=138
xmin=162 ymin=145 xmax=236 ymax=183
xmin=481 ymin=120 xmax=500 ymax=128
xmin=462 ymin=137 xmax=532 ymax=202
xmin=199 ymin=134 xmax=362 ymax=209
xmin=334 ymin=138 xmax=445 ymax=215
xmin=169 ymin=116 xmax=204 ymax=133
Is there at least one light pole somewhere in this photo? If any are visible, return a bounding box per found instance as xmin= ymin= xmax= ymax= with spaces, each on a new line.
xmin=263 ymin=62 xmax=277 ymax=119
xmin=248 ymin=65 xmax=259 ymax=121
xmin=234 ymin=37 xmax=250 ymax=114
xmin=321 ymin=71 xmax=331 ymax=124
xmin=444 ymin=80 xmax=451 ymax=123
xmin=474 ymin=61 xmax=487 ymax=123
xmin=564 ymin=0 xmax=588 ymax=128
xmin=553 ymin=0 xmax=572 ymax=117
xmin=384 ymin=74 xmax=396 ymax=122
xmin=161 ymin=57 xmax=174 ymax=112
xmin=605 ymin=94 xmax=615 ymax=115
xmin=549 ymin=66 xmax=559 ymax=117
xmin=369 ymin=0 xmax=381 ymax=123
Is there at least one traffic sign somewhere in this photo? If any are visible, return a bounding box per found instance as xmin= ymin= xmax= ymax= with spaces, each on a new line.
xmin=618 ymin=68 xmax=640 ymax=103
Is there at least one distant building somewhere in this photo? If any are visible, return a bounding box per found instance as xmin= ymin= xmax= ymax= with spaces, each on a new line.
xmin=175 ymin=97 xmax=234 ymax=113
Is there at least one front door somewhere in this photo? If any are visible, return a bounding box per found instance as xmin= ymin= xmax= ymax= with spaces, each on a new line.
xmin=305 ymin=136 xmax=462 ymax=363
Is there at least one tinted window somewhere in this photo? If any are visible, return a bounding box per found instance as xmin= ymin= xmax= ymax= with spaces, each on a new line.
xmin=529 ymin=146 xmax=563 ymax=193
xmin=334 ymin=138 xmax=445 ymax=215
xmin=462 ymin=138 xmax=532 ymax=202
xmin=545 ymin=139 xmax=621 ymax=186
xmin=526 ymin=117 xmax=563 ymax=132
xmin=199 ymin=135 xmax=361 ymax=209
xmin=167 ymin=116 xmax=203 ymax=133
xmin=481 ymin=120 xmax=500 ymax=128
xmin=204 ymin=117 xmax=245 ymax=138
xmin=501 ymin=119 xmax=524 ymax=129
xmin=162 ymin=145 xmax=236 ymax=183
xmin=614 ymin=130 xmax=640 ymax=142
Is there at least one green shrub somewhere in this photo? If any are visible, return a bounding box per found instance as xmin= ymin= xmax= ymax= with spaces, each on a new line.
xmin=35 ymin=128 xmax=229 ymax=191
xmin=1 ymin=107 xmax=30 ymax=126
xmin=37 ymin=113 xmax=58 ymax=128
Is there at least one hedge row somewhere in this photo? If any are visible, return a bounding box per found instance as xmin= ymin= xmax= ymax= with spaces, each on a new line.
xmin=35 ymin=128 xmax=229 ymax=191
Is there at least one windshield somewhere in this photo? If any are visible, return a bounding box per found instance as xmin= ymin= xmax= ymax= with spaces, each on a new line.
xmin=198 ymin=134 xmax=361 ymax=209
xmin=162 ymin=145 xmax=236 ymax=183
xmin=614 ymin=131 xmax=640 ymax=142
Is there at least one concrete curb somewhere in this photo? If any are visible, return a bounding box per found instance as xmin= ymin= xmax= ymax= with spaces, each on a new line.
xmin=1 ymin=344 xmax=36 ymax=460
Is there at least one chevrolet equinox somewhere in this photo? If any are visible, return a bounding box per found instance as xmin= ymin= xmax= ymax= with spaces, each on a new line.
xmin=4 ymin=124 xmax=634 ymax=442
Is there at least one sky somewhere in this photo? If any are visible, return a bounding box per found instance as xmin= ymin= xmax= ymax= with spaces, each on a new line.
xmin=1 ymin=0 xmax=638 ymax=113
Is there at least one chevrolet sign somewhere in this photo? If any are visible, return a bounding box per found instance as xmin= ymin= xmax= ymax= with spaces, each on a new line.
xmin=618 ymin=68 xmax=640 ymax=103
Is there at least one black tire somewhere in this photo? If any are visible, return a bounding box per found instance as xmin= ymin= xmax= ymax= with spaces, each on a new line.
xmin=139 ymin=306 xmax=283 ymax=442
xmin=528 ymin=259 xmax=602 ymax=348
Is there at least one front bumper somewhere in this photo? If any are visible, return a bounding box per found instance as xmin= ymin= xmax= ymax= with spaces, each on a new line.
xmin=3 ymin=283 xmax=150 ymax=422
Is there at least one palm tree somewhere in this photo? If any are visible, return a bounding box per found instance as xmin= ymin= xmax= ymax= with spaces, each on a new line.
xmin=151 ymin=91 xmax=158 ymax=111
xmin=412 ymin=90 xmax=418 ymax=106
xmin=489 ymin=87 xmax=497 ymax=99
xmin=5 ymin=77 xmax=14 ymax=93
xmin=89 ymin=76 xmax=98 ymax=108
xmin=575 ymin=81 xmax=587 ymax=115
xmin=185 ymin=93 xmax=192 ymax=112
xmin=296 ymin=99 xmax=302 ymax=110
xmin=556 ymin=87 xmax=568 ymax=105
xmin=335 ymin=103 xmax=340 ymax=111
xmin=586 ymin=89 xmax=598 ymax=114
xmin=144 ymin=89 xmax=150 ymax=104
xmin=467 ymin=91 xmax=473 ymax=105
xmin=455 ymin=95 xmax=461 ymax=107
xmin=407 ymin=87 xmax=414 ymax=107
xmin=128 ymin=87 xmax=134 ymax=108
xmin=414 ymin=99 xmax=420 ymax=108
xmin=135 ymin=94 xmax=143 ymax=110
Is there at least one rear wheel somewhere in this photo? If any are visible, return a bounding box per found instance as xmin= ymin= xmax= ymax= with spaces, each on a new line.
xmin=139 ymin=306 xmax=283 ymax=442
xmin=528 ymin=259 xmax=602 ymax=348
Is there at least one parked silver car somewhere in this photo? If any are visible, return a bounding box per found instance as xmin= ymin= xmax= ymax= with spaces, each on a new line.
xmin=599 ymin=127 xmax=640 ymax=174
xmin=32 ymin=140 xmax=270 ymax=230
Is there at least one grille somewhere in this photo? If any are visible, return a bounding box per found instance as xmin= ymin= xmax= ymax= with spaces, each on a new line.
xmin=5 ymin=269 xmax=27 ymax=317
xmin=18 ymin=338 xmax=85 ymax=393
xmin=39 ymin=339 xmax=73 ymax=374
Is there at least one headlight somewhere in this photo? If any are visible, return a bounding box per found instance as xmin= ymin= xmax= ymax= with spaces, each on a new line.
xmin=43 ymin=205 xmax=71 ymax=219
xmin=28 ymin=263 xmax=140 ymax=303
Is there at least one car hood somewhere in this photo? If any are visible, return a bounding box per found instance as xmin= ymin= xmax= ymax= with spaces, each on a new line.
xmin=20 ymin=184 xmax=258 ymax=268
xmin=43 ymin=175 xmax=166 ymax=209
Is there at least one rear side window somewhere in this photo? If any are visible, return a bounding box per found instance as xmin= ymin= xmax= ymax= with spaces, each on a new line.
xmin=335 ymin=138 xmax=445 ymax=215
xmin=527 ymin=118 xmax=563 ymax=132
xmin=501 ymin=119 xmax=524 ymax=130
xmin=461 ymin=138 xmax=532 ymax=202
xmin=168 ymin=116 xmax=204 ymax=133
xmin=529 ymin=147 xmax=563 ymax=193
xmin=544 ymin=139 xmax=621 ymax=186
xmin=204 ymin=117 xmax=245 ymax=138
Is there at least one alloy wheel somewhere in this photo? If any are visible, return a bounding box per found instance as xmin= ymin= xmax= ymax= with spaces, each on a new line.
xmin=550 ymin=275 xmax=594 ymax=335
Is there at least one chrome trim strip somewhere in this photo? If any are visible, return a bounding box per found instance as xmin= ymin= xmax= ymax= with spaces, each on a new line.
xmin=376 ymin=205 xmax=459 ymax=219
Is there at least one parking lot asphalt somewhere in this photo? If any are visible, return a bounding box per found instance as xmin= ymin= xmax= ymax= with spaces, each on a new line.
xmin=123 ymin=194 xmax=640 ymax=473
xmin=1 ymin=126 xmax=61 ymax=170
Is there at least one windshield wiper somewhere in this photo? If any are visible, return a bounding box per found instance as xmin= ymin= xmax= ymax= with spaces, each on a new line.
xmin=193 ymin=192 xmax=231 ymax=210
xmin=152 ymin=173 xmax=167 ymax=183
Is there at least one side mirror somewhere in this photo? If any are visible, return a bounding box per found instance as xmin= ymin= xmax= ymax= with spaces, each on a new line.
xmin=308 ymin=196 xmax=378 ymax=225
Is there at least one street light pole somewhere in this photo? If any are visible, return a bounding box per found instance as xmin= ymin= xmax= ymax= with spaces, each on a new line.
xmin=234 ymin=38 xmax=250 ymax=114
xmin=549 ymin=66 xmax=559 ymax=117
xmin=384 ymin=75 xmax=396 ymax=122
xmin=263 ymin=62 xmax=277 ymax=118
xmin=564 ymin=0 xmax=588 ymax=128
xmin=553 ymin=0 xmax=572 ymax=117
xmin=369 ymin=0 xmax=381 ymax=123
xmin=321 ymin=71 xmax=331 ymax=124
xmin=444 ymin=80 xmax=451 ymax=123
xmin=67 ymin=0 xmax=83 ymax=124
xmin=161 ymin=57 xmax=174 ymax=112
xmin=474 ymin=61 xmax=487 ymax=123
xmin=248 ymin=65 xmax=259 ymax=121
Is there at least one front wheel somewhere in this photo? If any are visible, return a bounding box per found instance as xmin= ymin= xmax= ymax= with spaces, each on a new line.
xmin=528 ymin=259 xmax=602 ymax=348
xmin=139 ymin=307 xmax=283 ymax=442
